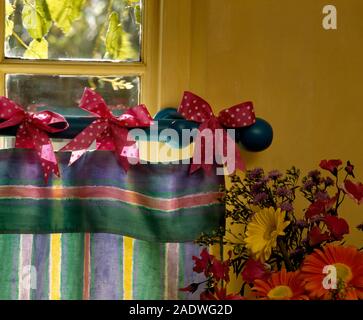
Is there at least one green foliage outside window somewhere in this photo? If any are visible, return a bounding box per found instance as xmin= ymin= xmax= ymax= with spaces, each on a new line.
xmin=4 ymin=0 xmax=142 ymax=61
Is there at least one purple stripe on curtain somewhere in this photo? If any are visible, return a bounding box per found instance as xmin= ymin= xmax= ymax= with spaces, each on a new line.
xmin=183 ymin=243 xmax=205 ymax=300
xmin=32 ymin=235 xmax=50 ymax=300
xmin=90 ymin=234 xmax=122 ymax=300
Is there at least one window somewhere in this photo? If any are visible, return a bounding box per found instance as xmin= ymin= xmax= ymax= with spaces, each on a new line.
xmin=5 ymin=0 xmax=142 ymax=62
xmin=0 ymin=0 xmax=161 ymax=148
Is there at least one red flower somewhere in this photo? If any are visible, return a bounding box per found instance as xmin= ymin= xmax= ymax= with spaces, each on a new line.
xmin=192 ymin=248 xmax=213 ymax=275
xmin=179 ymin=283 xmax=200 ymax=293
xmin=210 ymin=258 xmax=230 ymax=283
xmin=343 ymin=180 xmax=363 ymax=205
xmin=200 ymin=290 xmax=217 ymax=300
xmin=305 ymin=201 xmax=325 ymax=219
xmin=345 ymin=161 xmax=355 ymax=178
xmin=308 ymin=226 xmax=330 ymax=246
xmin=192 ymin=249 xmax=232 ymax=282
xmin=200 ymin=288 xmax=245 ymax=300
xmin=319 ymin=159 xmax=342 ymax=175
xmin=325 ymin=215 xmax=350 ymax=240
xmin=305 ymin=196 xmax=337 ymax=219
xmin=242 ymin=259 xmax=271 ymax=284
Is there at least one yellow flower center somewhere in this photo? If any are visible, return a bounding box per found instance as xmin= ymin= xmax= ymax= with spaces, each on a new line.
xmin=333 ymin=263 xmax=353 ymax=283
xmin=264 ymin=223 xmax=277 ymax=240
xmin=267 ymin=285 xmax=293 ymax=299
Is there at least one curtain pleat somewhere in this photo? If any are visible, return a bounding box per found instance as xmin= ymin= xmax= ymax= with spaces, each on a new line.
xmin=0 ymin=149 xmax=225 ymax=300
xmin=0 ymin=233 xmax=205 ymax=300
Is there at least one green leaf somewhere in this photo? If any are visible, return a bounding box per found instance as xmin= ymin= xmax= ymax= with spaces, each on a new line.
xmin=105 ymin=11 xmax=138 ymax=61
xmin=22 ymin=0 xmax=52 ymax=40
xmin=5 ymin=0 xmax=14 ymax=39
xmin=46 ymin=0 xmax=85 ymax=34
xmin=134 ymin=5 xmax=141 ymax=25
xmin=5 ymin=0 xmax=14 ymax=17
xmin=24 ymin=38 xmax=48 ymax=59
xmin=105 ymin=12 xmax=124 ymax=60
xmin=5 ymin=19 xmax=14 ymax=39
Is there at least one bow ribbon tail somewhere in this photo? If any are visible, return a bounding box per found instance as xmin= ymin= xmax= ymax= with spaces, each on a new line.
xmin=60 ymin=119 xmax=108 ymax=166
xmin=190 ymin=122 xmax=215 ymax=175
xmin=215 ymin=128 xmax=246 ymax=175
xmin=110 ymin=124 xmax=140 ymax=172
xmin=26 ymin=126 xmax=59 ymax=183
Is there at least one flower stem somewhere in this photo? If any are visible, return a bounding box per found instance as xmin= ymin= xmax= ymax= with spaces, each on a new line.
xmin=278 ymin=239 xmax=294 ymax=271
xmin=219 ymin=235 xmax=224 ymax=288
xmin=240 ymin=282 xmax=247 ymax=296
xmin=11 ymin=31 xmax=29 ymax=50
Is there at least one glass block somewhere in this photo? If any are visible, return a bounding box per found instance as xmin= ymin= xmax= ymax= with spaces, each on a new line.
xmin=4 ymin=0 xmax=142 ymax=62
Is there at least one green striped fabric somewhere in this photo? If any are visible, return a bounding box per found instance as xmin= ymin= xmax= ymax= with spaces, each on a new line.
xmin=0 ymin=149 xmax=225 ymax=242
xmin=0 ymin=149 xmax=224 ymax=299
xmin=0 ymin=233 xmax=208 ymax=300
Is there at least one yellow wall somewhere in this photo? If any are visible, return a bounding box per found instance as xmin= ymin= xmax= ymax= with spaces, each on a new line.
xmin=159 ymin=0 xmax=363 ymax=292
xmin=162 ymin=0 xmax=363 ymax=241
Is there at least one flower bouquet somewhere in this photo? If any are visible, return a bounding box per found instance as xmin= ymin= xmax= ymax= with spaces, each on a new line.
xmin=181 ymin=160 xmax=363 ymax=300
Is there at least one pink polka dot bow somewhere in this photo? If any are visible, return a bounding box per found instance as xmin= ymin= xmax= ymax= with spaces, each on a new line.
xmin=0 ymin=96 xmax=69 ymax=183
xmin=178 ymin=91 xmax=256 ymax=174
xmin=61 ymin=88 xmax=153 ymax=171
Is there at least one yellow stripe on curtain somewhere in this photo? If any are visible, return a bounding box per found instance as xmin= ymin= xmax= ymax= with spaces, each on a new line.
xmin=123 ymin=237 xmax=134 ymax=300
xmin=50 ymin=234 xmax=62 ymax=300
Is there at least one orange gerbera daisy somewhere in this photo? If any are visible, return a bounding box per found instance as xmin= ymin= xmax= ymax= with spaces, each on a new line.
xmin=252 ymin=268 xmax=308 ymax=300
xmin=301 ymin=245 xmax=363 ymax=300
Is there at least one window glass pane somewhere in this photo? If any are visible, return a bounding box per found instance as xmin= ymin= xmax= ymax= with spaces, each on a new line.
xmin=6 ymin=74 xmax=140 ymax=116
xmin=4 ymin=0 xmax=142 ymax=61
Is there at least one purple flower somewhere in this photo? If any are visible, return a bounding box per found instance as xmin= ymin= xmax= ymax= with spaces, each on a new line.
xmin=278 ymin=202 xmax=294 ymax=213
xmin=253 ymin=192 xmax=268 ymax=205
xmin=324 ymin=177 xmax=334 ymax=187
xmin=246 ymin=168 xmax=264 ymax=180
xmin=261 ymin=176 xmax=270 ymax=183
xmin=308 ymin=170 xmax=321 ymax=179
xmin=251 ymin=182 xmax=264 ymax=194
xmin=276 ymin=187 xmax=291 ymax=197
xmin=302 ymin=180 xmax=314 ymax=191
xmin=296 ymin=220 xmax=307 ymax=228
xmin=268 ymin=170 xmax=282 ymax=180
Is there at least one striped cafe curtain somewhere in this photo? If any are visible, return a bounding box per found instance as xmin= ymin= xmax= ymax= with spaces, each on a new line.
xmin=0 ymin=149 xmax=225 ymax=300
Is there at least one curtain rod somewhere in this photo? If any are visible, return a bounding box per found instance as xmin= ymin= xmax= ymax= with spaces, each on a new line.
xmin=0 ymin=109 xmax=274 ymax=152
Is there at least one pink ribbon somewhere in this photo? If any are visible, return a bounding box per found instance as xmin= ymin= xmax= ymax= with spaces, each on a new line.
xmin=0 ymin=96 xmax=69 ymax=182
xmin=61 ymin=88 xmax=153 ymax=171
xmin=178 ymin=91 xmax=256 ymax=174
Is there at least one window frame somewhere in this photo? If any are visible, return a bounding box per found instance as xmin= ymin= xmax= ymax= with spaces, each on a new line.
xmin=0 ymin=0 xmax=161 ymax=112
